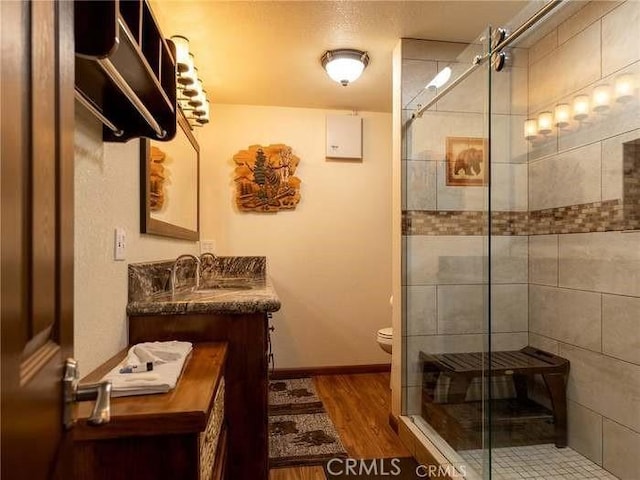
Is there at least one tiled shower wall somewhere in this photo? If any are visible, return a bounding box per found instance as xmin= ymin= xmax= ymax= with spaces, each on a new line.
xmin=401 ymin=38 xmax=529 ymax=414
xmin=402 ymin=3 xmax=640 ymax=476
xmin=526 ymin=2 xmax=640 ymax=478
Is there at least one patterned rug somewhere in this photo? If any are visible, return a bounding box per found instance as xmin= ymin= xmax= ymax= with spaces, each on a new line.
xmin=269 ymin=378 xmax=347 ymax=468
xmin=269 ymin=378 xmax=324 ymax=414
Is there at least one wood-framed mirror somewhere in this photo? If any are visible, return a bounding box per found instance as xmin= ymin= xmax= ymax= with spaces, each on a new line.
xmin=140 ymin=108 xmax=199 ymax=241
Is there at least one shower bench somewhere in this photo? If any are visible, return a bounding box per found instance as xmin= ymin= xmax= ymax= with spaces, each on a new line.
xmin=420 ymin=346 xmax=569 ymax=450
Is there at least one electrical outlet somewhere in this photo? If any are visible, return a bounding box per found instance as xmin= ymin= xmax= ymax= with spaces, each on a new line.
xmin=114 ymin=228 xmax=126 ymax=261
xmin=200 ymin=239 xmax=216 ymax=255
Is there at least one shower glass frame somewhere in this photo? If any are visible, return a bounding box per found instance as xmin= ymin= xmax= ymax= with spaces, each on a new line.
xmin=401 ymin=27 xmax=493 ymax=479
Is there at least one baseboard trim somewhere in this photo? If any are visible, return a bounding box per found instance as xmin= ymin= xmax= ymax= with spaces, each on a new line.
xmin=270 ymin=363 xmax=391 ymax=379
xmin=388 ymin=412 xmax=399 ymax=433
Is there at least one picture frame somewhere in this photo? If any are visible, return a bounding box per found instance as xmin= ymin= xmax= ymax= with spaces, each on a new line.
xmin=445 ymin=136 xmax=488 ymax=186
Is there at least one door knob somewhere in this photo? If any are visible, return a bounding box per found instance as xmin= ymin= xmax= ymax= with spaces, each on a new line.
xmin=63 ymin=358 xmax=112 ymax=429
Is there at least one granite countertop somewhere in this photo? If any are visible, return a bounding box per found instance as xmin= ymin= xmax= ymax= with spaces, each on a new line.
xmin=126 ymin=256 xmax=281 ymax=316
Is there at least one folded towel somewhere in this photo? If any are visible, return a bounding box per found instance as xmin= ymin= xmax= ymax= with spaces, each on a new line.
xmin=102 ymin=341 xmax=192 ymax=397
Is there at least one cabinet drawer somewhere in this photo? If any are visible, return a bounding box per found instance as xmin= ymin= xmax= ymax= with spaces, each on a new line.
xmin=200 ymin=377 xmax=225 ymax=480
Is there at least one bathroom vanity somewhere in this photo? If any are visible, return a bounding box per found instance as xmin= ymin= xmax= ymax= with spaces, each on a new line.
xmin=124 ymin=256 xmax=280 ymax=480
xmin=75 ymin=343 xmax=228 ymax=480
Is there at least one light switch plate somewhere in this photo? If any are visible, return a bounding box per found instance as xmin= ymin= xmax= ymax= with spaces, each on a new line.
xmin=114 ymin=228 xmax=126 ymax=261
xmin=200 ymin=239 xmax=216 ymax=255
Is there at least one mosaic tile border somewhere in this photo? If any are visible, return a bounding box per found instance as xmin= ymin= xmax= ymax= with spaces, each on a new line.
xmin=404 ymin=139 xmax=640 ymax=236
xmin=403 ymin=198 xmax=639 ymax=236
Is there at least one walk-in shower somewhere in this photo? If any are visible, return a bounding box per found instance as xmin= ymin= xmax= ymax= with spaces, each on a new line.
xmin=399 ymin=1 xmax=640 ymax=478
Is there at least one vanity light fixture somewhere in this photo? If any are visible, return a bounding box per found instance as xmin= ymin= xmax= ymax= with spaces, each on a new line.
xmin=615 ymin=73 xmax=635 ymax=103
xmin=592 ymin=84 xmax=611 ymax=113
xmin=524 ymin=119 xmax=538 ymax=140
xmin=171 ymin=35 xmax=190 ymax=73
xmin=572 ymin=94 xmax=590 ymax=121
xmin=554 ymin=103 xmax=571 ymax=128
xmin=169 ymin=35 xmax=210 ymax=128
xmin=537 ymin=111 xmax=553 ymax=135
xmin=188 ymin=79 xmax=204 ymax=106
xmin=426 ymin=67 xmax=452 ymax=90
xmin=195 ymin=100 xmax=210 ymax=126
xmin=182 ymin=67 xmax=199 ymax=97
xmin=321 ymin=49 xmax=370 ymax=86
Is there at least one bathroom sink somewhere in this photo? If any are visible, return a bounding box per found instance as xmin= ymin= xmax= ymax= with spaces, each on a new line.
xmin=194 ymin=284 xmax=254 ymax=292
xmin=194 ymin=278 xmax=257 ymax=292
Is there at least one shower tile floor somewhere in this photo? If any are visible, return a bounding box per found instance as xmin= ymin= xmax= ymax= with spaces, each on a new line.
xmin=460 ymin=444 xmax=618 ymax=480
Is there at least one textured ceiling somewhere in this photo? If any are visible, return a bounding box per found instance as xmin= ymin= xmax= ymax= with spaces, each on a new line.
xmin=150 ymin=1 xmax=528 ymax=112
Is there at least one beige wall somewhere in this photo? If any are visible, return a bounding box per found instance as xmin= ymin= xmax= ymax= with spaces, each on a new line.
xmin=199 ymin=104 xmax=392 ymax=368
xmin=74 ymin=107 xmax=198 ymax=374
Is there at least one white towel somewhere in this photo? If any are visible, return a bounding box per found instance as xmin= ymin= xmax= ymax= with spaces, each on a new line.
xmin=102 ymin=341 xmax=193 ymax=397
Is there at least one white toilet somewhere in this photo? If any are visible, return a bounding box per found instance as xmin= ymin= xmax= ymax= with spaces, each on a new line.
xmin=376 ymin=327 xmax=393 ymax=354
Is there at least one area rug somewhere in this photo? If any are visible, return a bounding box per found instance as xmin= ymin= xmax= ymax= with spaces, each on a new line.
xmin=269 ymin=412 xmax=348 ymax=468
xmin=323 ymin=457 xmax=421 ymax=479
xmin=269 ymin=377 xmax=324 ymax=414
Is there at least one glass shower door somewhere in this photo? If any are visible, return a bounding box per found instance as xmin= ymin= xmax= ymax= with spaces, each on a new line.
xmin=400 ymin=28 xmax=493 ymax=479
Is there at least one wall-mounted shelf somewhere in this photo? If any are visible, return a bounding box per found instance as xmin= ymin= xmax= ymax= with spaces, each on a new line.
xmin=74 ymin=0 xmax=177 ymax=142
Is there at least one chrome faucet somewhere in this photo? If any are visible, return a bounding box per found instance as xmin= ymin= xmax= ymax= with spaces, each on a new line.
xmin=199 ymin=252 xmax=216 ymax=285
xmin=171 ymin=254 xmax=201 ymax=294
xmin=200 ymin=252 xmax=216 ymax=265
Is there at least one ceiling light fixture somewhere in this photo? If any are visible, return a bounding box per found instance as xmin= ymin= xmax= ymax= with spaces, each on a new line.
xmin=426 ymin=67 xmax=452 ymax=90
xmin=321 ymin=49 xmax=370 ymax=86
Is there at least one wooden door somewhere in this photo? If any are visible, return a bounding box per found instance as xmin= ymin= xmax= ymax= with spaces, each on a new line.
xmin=1 ymin=1 xmax=75 ymax=479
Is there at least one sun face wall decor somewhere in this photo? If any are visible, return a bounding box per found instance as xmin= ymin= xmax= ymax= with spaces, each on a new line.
xmin=233 ymin=144 xmax=302 ymax=212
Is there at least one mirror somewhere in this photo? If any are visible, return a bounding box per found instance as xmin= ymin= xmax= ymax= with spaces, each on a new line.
xmin=140 ymin=108 xmax=199 ymax=241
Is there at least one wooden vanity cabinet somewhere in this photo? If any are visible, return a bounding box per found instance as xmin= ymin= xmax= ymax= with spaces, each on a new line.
xmin=128 ymin=312 xmax=270 ymax=480
xmin=74 ymin=343 xmax=228 ymax=480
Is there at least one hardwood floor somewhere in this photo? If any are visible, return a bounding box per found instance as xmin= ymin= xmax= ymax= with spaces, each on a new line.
xmin=269 ymin=372 xmax=411 ymax=480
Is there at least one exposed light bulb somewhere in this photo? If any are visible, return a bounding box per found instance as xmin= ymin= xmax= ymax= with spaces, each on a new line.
xmin=537 ymin=111 xmax=553 ymax=135
xmin=573 ymin=95 xmax=590 ymax=121
xmin=554 ymin=103 xmax=571 ymax=128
